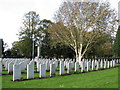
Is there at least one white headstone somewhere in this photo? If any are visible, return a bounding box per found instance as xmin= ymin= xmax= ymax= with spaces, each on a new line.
xmin=64 ymin=61 xmax=66 ymax=67
xmin=100 ymin=60 xmax=103 ymax=69
xmin=55 ymin=61 xmax=58 ymax=68
xmin=39 ymin=64 xmax=46 ymax=78
xmin=46 ymin=61 xmax=50 ymax=71
xmin=113 ymin=60 xmax=115 ymax=67
xmin=104 ymin=61 xmax=107 ymax=69
xmin=92 ymin=60 xmax=95 ymax=70
xmin=60 ymin=61 xmax=64 ymax=75
xmin=27 ymin=60 xmax=34 ymax=79
xmin=96 ymin=61 xmax=99 ymax=70
xmin=116 ymin=59 xmax=118 ymax=63
xmin=87 ymin=61 xmax=90 ymax=71
xmin=50 ymin=63 xmax=56 ymax=77
xmin=81 ymin=61 xmax=85 ymax=72
xmin=19 ymin=62 xmax=24 ymax=72
xmin=8 ymin=61 xmax=14 ymax=74
xmin=75 ymin=62 xmax=79 ymax=72
xmin=13 ymin=63 xmax=21 ymax=81
xmin=21 ymin=61 xmax=28 ymax=72
xmin=67 ymin=62 xmax=72 ymax=74
xmin=110 ymin=61 xmax=113 ymax=67
xmin=5 ymin=61 xmax=9 ymax=70
xmin=65 ymin=61 xmax=68 ymax=69
xmin=71 ymin=61 xmax=74 ymax=69
xmin=84 ymin=60 xmax=87 ymax=68
xmin=107 ymin=61 xmax=110 ymax=68
xmin=95 ymin=60 xmax=97 ymax=66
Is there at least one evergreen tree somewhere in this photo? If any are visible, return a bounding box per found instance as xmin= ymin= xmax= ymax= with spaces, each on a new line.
xmin=113 ymin=26 xmax=120 ymax=57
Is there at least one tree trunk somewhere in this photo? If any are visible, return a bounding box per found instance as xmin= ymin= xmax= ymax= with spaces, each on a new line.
xmin=76 ymin=53 xmax=82 ymax=64
xmin=75 ymin=45 xmax=83 ymax=64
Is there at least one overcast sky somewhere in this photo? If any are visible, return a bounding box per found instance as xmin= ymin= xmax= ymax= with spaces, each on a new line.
xmin=0 ymin=0 xmax=119 ymax=48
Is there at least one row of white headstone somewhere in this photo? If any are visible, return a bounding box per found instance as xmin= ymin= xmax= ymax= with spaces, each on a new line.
xmin=36 ymin=60 xmax=58 ymax=72
xmin=13 ymin=59 xmax=119 ymax=81
xmin=2 ymin=58 xmax=30 ymax=74
xmin=0 ymin=58 xmax=120 ymax=81
xmin=13 ymin=59 xmax=34 ymax=81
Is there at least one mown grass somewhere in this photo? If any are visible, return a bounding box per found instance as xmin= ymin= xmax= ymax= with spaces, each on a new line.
xmin=1 ymin=65 xmax=119 ymax=88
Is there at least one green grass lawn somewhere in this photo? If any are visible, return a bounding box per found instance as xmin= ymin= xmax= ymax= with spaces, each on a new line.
xmin=1 ymin=65 xmax=119 ymax=88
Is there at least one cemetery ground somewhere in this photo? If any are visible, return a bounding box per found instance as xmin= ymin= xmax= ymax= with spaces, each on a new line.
xmin=2 ymin=64 xmax=119 ymax=88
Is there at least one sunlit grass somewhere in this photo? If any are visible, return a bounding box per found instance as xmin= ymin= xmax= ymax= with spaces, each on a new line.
xmin=2 ymin=64 xmax=119 ymax=88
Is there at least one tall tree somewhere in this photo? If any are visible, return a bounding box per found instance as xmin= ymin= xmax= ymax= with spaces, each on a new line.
xmin=48 ymin=1 xmax=117 ymax=62
xmin=36 ymin=19 xmax=52 ymax=58
xmin=18 ymin=11 xmax=53 ymax=58
xmin=113 ymin=26 xmax=120 ymax=57
xmin=18 ymin=11 xmax=40 ymax=58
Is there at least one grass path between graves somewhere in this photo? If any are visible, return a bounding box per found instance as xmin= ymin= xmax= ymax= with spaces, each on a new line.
xmin=1 ymin=66 xmax=119 ymax=88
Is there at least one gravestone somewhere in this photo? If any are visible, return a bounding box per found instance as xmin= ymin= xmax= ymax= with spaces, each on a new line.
xmin=71 ymin=61 xmax=74 ymax=69
xmin=104 ymin=61 xmax=107 ymax=69
xmin=5 ymin=61 xmax=9 ymax=70
xmin=87 ymin=61 xmax=90 ymax=71
xmin=65 ymin=61 xmax=68 ymax=69
xmin=92 ymin=60 xmax=95 ymax=70
xmin=19 ymin=62 xmax=25 ymax=72
xmin=107 ymin=61 xmax=110 ymax=68
xmin=49 ymin=60 xmax=53 ymax=65
xmin=60 ymin=61 xmax=64 ymax=75
xmin=84 ymin=60 xmax=87 ymax=68
xmin=0 ymin=62 xmax=2 ymax=75
xmin=95 ymin=60 xmax=97 ymax=66
xmin=67 ymin=62 xmax=72 ymax=74
xmin=8 ymin=61 xmax=14 ymax=74
xmin=21 ymin=61 xmax=28 ymax=72
xmin=55 ymin=61 xmax=58 ymax=68
xmin=46 ymin=61 xmax=50 ymax=71
xmin=53 ymin=61 xmax=57 ymax=70
xmin=75 ymin=62 xmax=79 ymax=72
xmin=96 ymin=61 xmax=99 ymax=70
xmin=110 ymin=61 xmax=113 ymax=67
xmin=113 ymin=60 xmax=115 ymax=67
xmin=64 ymin=61 xmax=66 ymax=67
xmin=39 ymin=64 xmax=46 ymax=78
xmin=50 ymin=63 xmax=56 ymax=77
xmin=116 ymin=59 xmax=118 ymax=63
xmin=100 ymin=60 xmax=103 ymax=69
xmin=27 ymin=60 xmax=34 ymax=79
xmin=13 ymin=63 xmax=21 ymax=81
xmin=89 ymin=59 xmax=92 ymax=66
xmin=81 ymin=61 xmax=85 ymax=72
